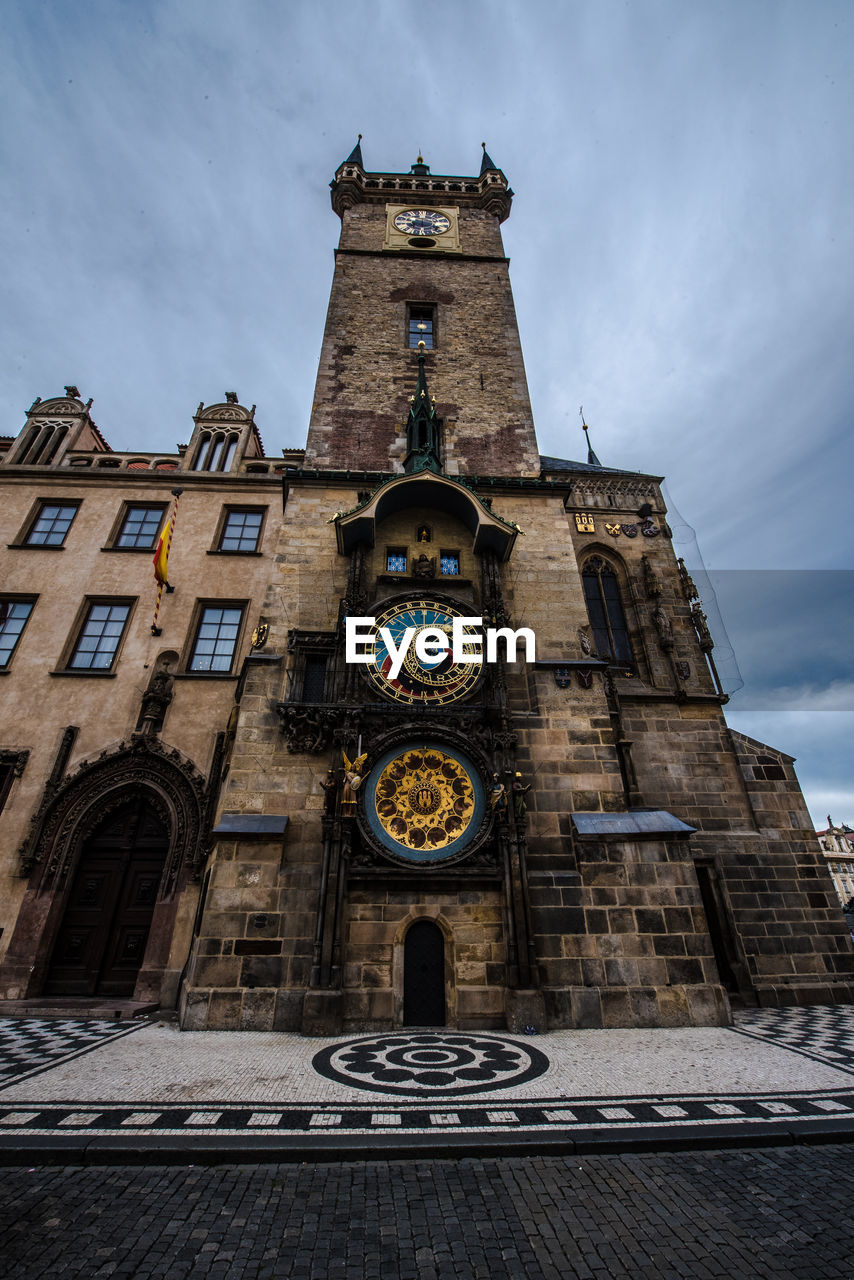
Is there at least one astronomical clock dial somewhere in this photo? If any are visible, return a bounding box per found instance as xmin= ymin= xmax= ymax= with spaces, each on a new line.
xmin=367 ymin=599 xmax=481 ymax=706
xmin=364 ymin=742 xmax=486 ymax=863
xmin=392 ymin=208 xmax=451 ymax=237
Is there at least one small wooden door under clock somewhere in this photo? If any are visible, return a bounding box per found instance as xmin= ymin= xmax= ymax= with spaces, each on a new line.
xmin=403 ymin=919 xmax=446 ymax=1026
xmin=45 ymin=797 xmax=167 ymax=997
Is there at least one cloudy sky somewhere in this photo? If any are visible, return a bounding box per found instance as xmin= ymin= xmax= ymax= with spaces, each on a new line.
xmin=2 ymin=0 xmax=852 ymax=826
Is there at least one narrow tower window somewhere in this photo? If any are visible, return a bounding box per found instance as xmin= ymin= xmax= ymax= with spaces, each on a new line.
xmin=581 ymin=558 xmax=633 ymax=665
xmin=407 ymin=306 xmax=435 ymax=349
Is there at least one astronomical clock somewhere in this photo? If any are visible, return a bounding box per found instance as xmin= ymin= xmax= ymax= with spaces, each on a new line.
xmin=363 ymin=741 xmax=487 ymax=865
xmin=357 ymin=597 xmax=491 ymax=865
xmin=365 ymin=599 xmax=482 ymax=706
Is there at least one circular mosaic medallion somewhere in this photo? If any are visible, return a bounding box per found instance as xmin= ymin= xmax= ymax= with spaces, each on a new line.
xmin=312 ymin=1032 xmax=549 ymax=1097
xmin=365 ymin=742 xmax=486 ymax=862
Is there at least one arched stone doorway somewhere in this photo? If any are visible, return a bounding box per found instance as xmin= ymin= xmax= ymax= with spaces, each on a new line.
xmin=45 ymin=797 xmax=168 ymax=996
xmin=403 ymin=919 xmax=446 ymax=1026
xmin=0 ymin=735 xmax=210 ymax=1007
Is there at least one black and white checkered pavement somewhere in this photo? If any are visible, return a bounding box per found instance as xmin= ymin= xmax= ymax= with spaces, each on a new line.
xmin=0 ymin=1086 xmax=852 ymax=1143
xmin=0 ymin=1006 xmax=853 ymax=1152
xmin=0 ymin=1017 xmax=144 ymax=1088
xmin=733 ymin=1005 xmax=854 ymax=1075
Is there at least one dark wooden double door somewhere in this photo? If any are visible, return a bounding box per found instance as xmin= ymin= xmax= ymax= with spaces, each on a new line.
xmin=45 ymin=798 xmax=167 ymax=997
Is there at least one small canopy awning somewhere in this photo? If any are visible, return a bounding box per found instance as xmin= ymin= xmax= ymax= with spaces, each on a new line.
xmin=333 ymin=470 xmax=519 ymax=561
xmin=212 ymin=814 xmax=289 ymax=837
xmin=571 ymin=810 xmax=696 ymax=838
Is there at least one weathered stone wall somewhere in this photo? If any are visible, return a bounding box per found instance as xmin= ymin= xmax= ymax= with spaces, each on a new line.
xmin=534 ymin=834 xmax=730 ymax=1028
xmin=304 ymin=204 xmax=539 ymax=477
xmin=342 ymin=886 xmax=506 ymax=1030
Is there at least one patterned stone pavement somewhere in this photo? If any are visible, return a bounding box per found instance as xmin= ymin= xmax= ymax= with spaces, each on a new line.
xmin=0 ymin=1006 xmax=853 ymax=1158
xmin=2 ymin=1147 xmax=853 ymax=1279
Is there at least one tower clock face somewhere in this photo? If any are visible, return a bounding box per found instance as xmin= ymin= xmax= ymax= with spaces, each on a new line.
xmin=364 ymin=741 xmax=486 ymax=862
xmin=393 ymin=209 xmax=451 ymax=237
xmin=366 ymin=599 xmax=482 ymax=705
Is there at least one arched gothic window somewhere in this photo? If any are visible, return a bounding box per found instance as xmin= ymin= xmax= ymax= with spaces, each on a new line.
xmin=191 ymin=431 xmax=239 ymax=472
xmin=581 ymin=556 xmax=633 ymax=665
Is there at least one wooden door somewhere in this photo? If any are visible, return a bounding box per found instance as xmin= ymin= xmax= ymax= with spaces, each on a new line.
xmin=45 ymin=798 xmax=167 ymax=997
xmin=403 ymin=919 xmax=446 ymax=1026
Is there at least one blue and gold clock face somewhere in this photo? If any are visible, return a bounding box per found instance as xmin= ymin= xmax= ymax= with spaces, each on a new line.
xmin=367 ymin=599 xmax=482 ymax=706
xmin=393 ymin=208 xmax=451 ymax=237
xmin=365 ymin=741 xmax=486 ymax=862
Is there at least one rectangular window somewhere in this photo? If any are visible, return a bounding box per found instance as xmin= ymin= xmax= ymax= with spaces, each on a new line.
xmin=25 ymin=502 xmax=79 ymax=547
xmin=0 ymin=764 xmax=15 ymax=816
xmin=302 ymin=654 xmax=328 ymax=702
xmin=408 ymin=306 xmax=435 ymax=349
xmin=440 ymin=552 xmax=460 ymax=576
xmin=116 ymin=505 xmax=166 ymax=550
xmin=188 ymin=604 xmax=244 ymax=673
xmin=0 ymin=598 xmax=35 ymax=667
xmin=219 ymin=509 xmax=264 ymax=553
xmin=387 ymin=548 xmax=407 ymax=573
xmin=69 ymin=601 xmax=131 ymax=670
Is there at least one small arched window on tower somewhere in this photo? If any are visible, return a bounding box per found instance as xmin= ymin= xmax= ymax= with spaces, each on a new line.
xmin=192 ymin=431 xmax=240 ymax=472
xmin=581 ymin=556 xmax=634 ymax=666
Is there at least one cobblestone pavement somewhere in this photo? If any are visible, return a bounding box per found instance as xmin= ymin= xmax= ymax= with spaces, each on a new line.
xmin=1 ymin=1146 xmax=852 ymax=1279
xmin=1 ymin=1007 xmax=853 ymax=1156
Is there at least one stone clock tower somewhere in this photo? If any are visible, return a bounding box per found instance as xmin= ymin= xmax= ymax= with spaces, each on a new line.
xmin=179 ymin=145 xmax=854 ymax=1033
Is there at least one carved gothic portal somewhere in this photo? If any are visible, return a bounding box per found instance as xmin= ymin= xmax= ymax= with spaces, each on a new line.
xmin=44 ymin=797 xmax=168 ymax=996
xmin=0 ymin=735 xmax=210 ymax=1006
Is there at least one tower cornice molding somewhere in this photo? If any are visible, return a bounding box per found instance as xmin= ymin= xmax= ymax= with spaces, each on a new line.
xmin=331 ymin=165 xmax=513 ymax=222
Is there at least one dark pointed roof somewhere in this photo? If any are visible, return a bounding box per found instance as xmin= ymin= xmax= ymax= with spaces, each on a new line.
xmin=578 ymin=409 xmax=602 ymax=466
xmin=584 ymin=430 xmax=602 ymax=468
xmin=480 ymin=143 xmax=498 ymax=174
xmin=539 ymin=455 xmax=639 ymax=476
xmin=342 ymin=135 xmax=363 ymax=168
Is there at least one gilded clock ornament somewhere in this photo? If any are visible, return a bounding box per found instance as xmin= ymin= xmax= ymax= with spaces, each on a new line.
xmin=366 ymin=599 xmax=482 ymax=705
xmin=364 ymin=742 xmax=487 ymax=862
xmin=393 ymin=209 xmax=451 ymax=237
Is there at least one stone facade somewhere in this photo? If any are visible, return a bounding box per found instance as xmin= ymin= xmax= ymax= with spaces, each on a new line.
xmin=2 ymin=148 xmax=852 ymax=1031
xmin=818 ymin=819 xmax=854 ymax=909
xmin=179 ymin=148 xmax=854 ymax=1032
xmin=0 ymin=393 xmax=290 ymax=1008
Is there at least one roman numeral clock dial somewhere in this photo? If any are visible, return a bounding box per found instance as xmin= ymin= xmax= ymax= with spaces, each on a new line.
xmin=392 ymin=209 xmax=451 ymax=237
xmin=366 ymin=600 xmax=482 ymax=705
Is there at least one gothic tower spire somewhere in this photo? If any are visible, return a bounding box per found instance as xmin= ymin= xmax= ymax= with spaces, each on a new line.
xmin=404 ymin=343 xmax=441 ymax=473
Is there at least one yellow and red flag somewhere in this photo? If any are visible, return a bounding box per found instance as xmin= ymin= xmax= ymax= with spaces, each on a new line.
xmin=151 ymin=489 xmax=182 ymax=635
xmin=152 ymin=515 xmax=172 ymax=585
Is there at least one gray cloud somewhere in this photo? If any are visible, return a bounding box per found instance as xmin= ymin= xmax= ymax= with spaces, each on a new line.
xmin=3 ymin=0 xmax=852 ymax=820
